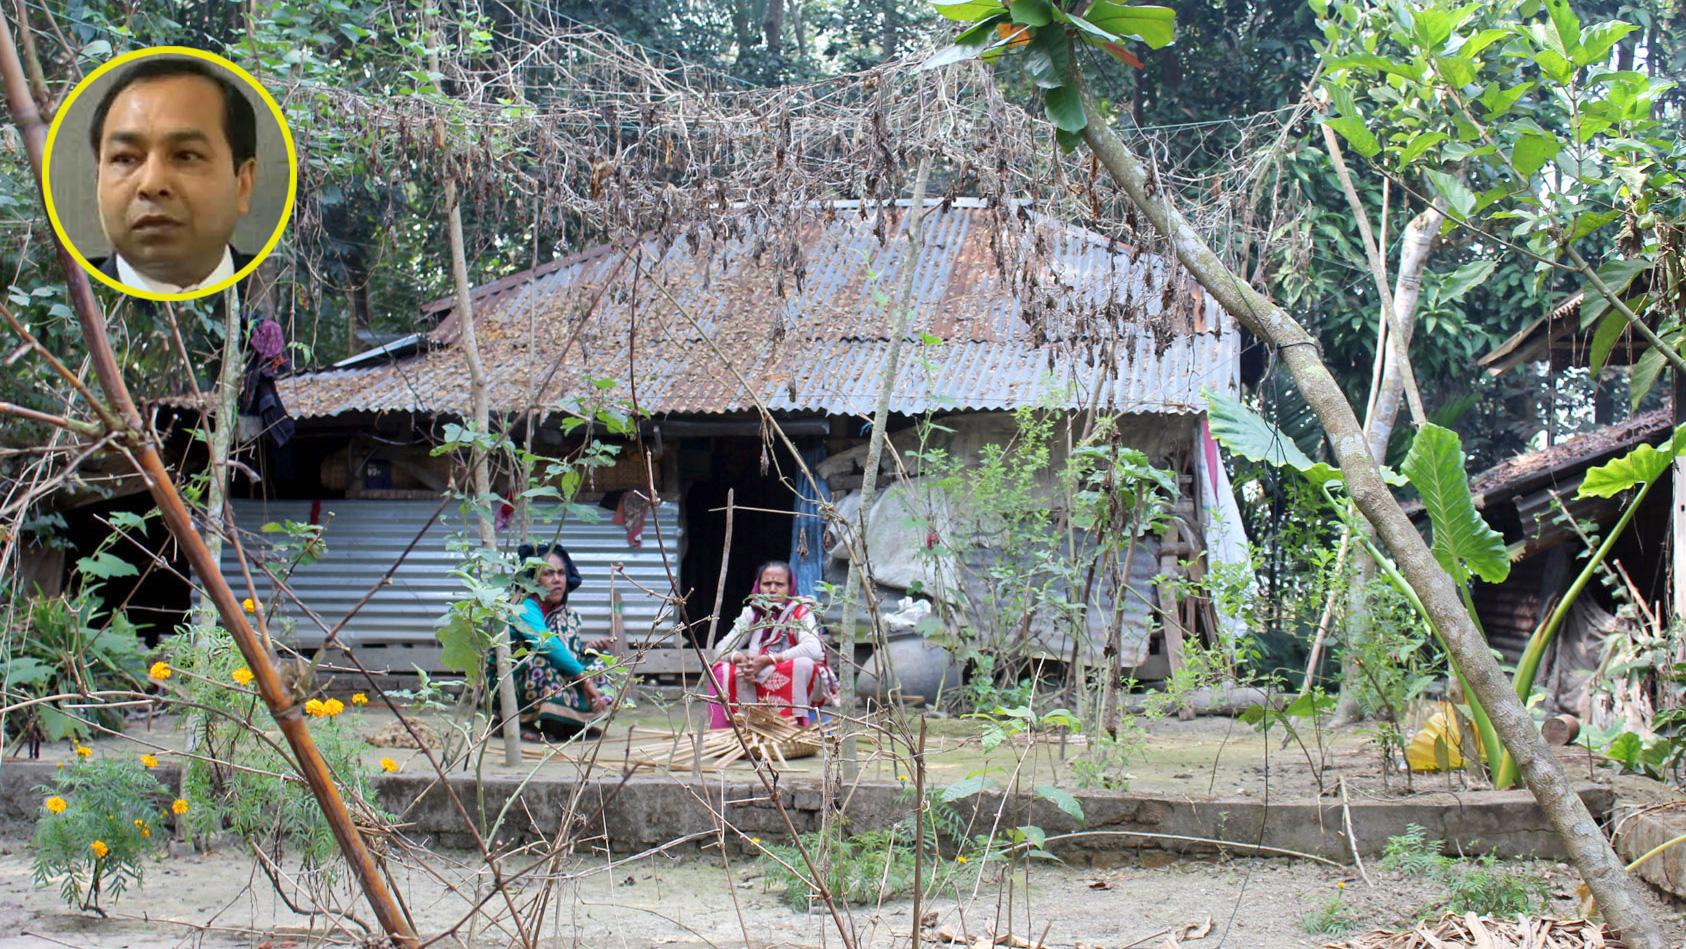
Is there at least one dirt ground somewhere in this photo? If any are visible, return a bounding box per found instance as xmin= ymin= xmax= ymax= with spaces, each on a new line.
xmin=7 ymin=700 xmax=1684 ymax=946
xmin=3 ymin=832 xmax=1682 ymax=948
xmin=13 ymin=694 xmax=1555 ymax=803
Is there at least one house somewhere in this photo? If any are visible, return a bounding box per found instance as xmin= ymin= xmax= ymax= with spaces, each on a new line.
xmin=171 ymin=199 xmax=1249 ymax=683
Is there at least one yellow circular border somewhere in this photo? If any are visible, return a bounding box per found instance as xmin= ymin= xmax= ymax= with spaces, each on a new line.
xmin=41 ymin=46 xmax=297 ymax=302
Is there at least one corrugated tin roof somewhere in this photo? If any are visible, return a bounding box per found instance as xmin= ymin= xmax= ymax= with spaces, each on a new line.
xmin=277 ymin=201 xmax=1239 ymax=419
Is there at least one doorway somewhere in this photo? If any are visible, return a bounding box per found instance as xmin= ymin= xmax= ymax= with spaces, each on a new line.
xmin=679 ymin=436 xmax=799 ymax=644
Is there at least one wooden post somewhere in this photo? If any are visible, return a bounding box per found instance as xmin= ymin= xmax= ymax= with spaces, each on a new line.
xmin=1157 ymin=540 xmax=1190 ymax=720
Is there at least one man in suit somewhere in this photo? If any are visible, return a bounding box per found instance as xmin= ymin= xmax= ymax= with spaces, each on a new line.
xmin=87 ymin=58 xmax=256 ymax=293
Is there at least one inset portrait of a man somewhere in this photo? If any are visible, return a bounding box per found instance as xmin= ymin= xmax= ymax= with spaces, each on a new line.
xmin=43 ymin=48 xmax=295 ymax=301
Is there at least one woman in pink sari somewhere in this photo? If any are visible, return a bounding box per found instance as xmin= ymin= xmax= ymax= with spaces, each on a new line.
xmin=707 ymin=561 xmax=837 ymax=727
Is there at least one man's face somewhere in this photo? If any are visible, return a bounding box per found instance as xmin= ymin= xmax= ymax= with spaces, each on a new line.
xmin=96 ymin=74 xmax=254 ymax=287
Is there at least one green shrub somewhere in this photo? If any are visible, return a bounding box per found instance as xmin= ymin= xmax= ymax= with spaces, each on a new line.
xmin=1381 ymin=824 xmax=1548 ymax=918
xmin=1300 ymin=884 xmax=1361 ymax=935
xmin=32 ymin=755 xmax=174 ymax=912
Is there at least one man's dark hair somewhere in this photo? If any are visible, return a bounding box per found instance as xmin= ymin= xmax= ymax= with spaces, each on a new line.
xmin=87 ymin=58 xmax=257 ymax=170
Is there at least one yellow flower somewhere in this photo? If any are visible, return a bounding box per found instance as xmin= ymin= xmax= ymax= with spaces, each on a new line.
xmin=139 ymin=754 xmax=159 ymax=769
xmin=351 ymin=693 xmax=368 ymax=707
xmin=323 ymin=698 xmax=346 ymax=717
xmin=134 ymin=819 xmax=146 ymax=829
xmin=241 ymin=597 xmax=259 ymax=613
xmin=74 ymin=745 xmax=92 ymax=759
xmin=148 ymin=661 xmax=172 ymax=681
xmin=171 ymin=799 xmax=190 ymax=815
xmin=304 ymin=699 xmax=327 ymax=718
xmin=751 ymin=837 xmax=761 ymax=845
xmin=45 ymin=796 xmax=66 ymax=814
xmin=379 ymin=757 xmax=399 ymax=773
xmin=141 ymin=827 xmax=151 ymax=838
xmin=90 ymin=840 xmax=108 ymax=859
xmin=955 ymin=855 xmax=968 ymax=864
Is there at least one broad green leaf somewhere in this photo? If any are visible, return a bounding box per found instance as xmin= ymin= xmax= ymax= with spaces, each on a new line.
xmin=1586 ymin=308 xmax=1629 ymax=376
xmin=1436 ymin=259 xmax=1496 ymax=304
xmin=434 ymin=612 xmax=486 ymax=675
xmin=1 ymin=656 xmax=53 ymax=686
xmin=1577 ymin=257 xmax=1651 ymax=328
xmin=1577 ymin=427 xmax=1685 ymax=498
xmin=940 ymin=774 xmax=993 ymax=802
xmin=1423 ymin=169 xmax=1475 ymax=217
xmin=77 ymin=551 xmax=138 ymax=579
xmin=1054 ymin=127 xmax=1084 ymax=153
xmin=1411 ymin=4 xmax=1474 ymax=50
xmin=1044 ymin=86 xmax=1086 ymax=133
xmin=1569 ymin=209 xmax=1623 ymax=242
xmin=1478 ymin=82 xmax=1533 ymax=117
xmin=1541 ymin=0 xmax=1583 ymax=58
xmin=1510 ymin=133 xmax=1561 ymax=177
xmin=1035 ymin=784 xmax=1085 ymax=823
xmin=1630 ymin=345 xmax=1667 ymax=410
xmin=932 ymin=0 xmax=1005 ymax=22
xmin=1534 ymin=48 xmax=1574 ymax=84
xmin=1396 ymin=130 xmax=1447 ymax=166
xmin=1204 ymin=389 xmax=1340 ymax=485
xmin=1459 ymin=28 xmax=1511 ymax=58
xmin=1432 ymin=55 xmax=1477 ymax=87
xmin=1021 ymin=26 xmax=1070 ymax=89
xmin=1578 ymin=21 xmax=1637 ymax=66
xmin=107 ymin=510 xmax=148 ymax=532
xmin=1329 ymin=53 xmax=1419 ymax=79
xmin=1083 ymin=2 xmax=1176 ymax=48
xmin=1325 ymin=115 xmax=1379 ymax=158
xmin=1008 ymin=0 xmax=1052 ymax=27
xmin=1400 ymin=423 xmax=1509 ymax=585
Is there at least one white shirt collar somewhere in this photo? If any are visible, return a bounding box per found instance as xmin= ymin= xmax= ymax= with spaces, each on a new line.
xmin=114 ymin=246 xmax=235 ymax=294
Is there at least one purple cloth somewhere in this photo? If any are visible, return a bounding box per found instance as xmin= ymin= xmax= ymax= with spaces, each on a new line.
xmin=251 ymin=319 xmax=285 ymax=361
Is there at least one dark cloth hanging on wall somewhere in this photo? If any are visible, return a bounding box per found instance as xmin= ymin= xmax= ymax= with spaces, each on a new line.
xmin=240 ymin=317 xmax=295 ymax=479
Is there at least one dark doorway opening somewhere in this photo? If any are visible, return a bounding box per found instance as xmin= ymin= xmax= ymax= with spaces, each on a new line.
xmin=679 ymin=436 xmax=797 ymax=644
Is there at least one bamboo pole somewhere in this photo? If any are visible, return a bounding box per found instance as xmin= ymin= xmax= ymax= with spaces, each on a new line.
xmin=0 ymin=19 xmax=416 ymax=945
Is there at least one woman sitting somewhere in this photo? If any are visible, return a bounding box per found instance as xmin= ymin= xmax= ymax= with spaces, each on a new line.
xmin=707 ymin=560 xmax=838 ymax=727
xmin=504 ymin=543 xmax=611 ymax=741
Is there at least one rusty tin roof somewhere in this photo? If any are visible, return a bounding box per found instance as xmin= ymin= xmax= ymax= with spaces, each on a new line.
xmin=278 ymin=200 xmax=1240 ymax=419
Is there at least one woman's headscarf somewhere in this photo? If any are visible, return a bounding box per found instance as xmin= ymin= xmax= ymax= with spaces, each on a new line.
xmin=518 ymin=542 xmax=583 ymax=603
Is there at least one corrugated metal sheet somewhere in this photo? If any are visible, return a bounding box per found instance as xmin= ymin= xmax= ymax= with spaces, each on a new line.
xmin=271 ymin=201 xmax=1238 ymax=419
xmin=209 ymin=499 xmax=680 ymax=660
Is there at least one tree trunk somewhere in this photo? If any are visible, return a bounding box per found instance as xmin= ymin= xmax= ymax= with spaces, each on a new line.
xmin=1332 ymin=201 xmax=1442 ymax=724
xmin=1076 ymin=87 xmax=1666 ymax=948
xmin=445 ymin=174 xmax=521 ymax=769
xmin=763 ymin=0 xmax=785 ymax=59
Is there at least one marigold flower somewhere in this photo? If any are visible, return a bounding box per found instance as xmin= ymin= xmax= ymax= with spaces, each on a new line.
xmin=231 ymin=668 xmax=254 ymax=685
xmin=141 ymin=827 xmax=151 ymax=838
xmin=323 ymin=698 xmax=346 ymax=717
xmin=171 ymin=799 xmax=190 ymax=815
xmin=134 ymin=818 xmax=146 ymax=829
xmin=74 ymin=745 xmax=92 ymax=758
xmin=89 ymin=840 xmax=108 ymax=859
xmin=148 ymin=661 xmax=172 ymax=681
xmin=45 ymin=796 xmax=66 ymax=814
xmin=351 ymin=693 xmax=368 ymax=707
xmin=379 ymin=757 xmax=399 ymax=773
xmin=139 ymin=753 xmax=159 ymax=769
xmin=304 ymin=699 xmax=327 ymax=718
xmin=241 ymin=597 xmax=259 ymax=613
